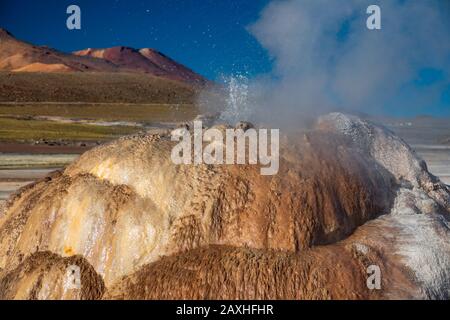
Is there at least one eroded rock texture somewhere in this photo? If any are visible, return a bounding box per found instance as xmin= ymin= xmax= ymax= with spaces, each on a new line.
xmin=0 ymin=251 xmax=104 ymax=300
xmin=0 ymin=113 xmax=449 ymax=299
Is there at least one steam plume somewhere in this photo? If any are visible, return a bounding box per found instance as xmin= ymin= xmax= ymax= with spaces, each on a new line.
xmin=201 ymin=0 xmax=450 ymax=126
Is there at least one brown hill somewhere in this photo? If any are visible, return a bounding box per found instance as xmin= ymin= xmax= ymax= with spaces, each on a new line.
xmin=74 ymin=47 xmax=205 ymax=84
xmin=0 ymin=71 xmax=198 ymax=103
xmin=0 ymin=29 xmax=118 ymax=73
xmin=0 ymin=28 xmax=206 ymax=85
xmin=12 ymin=62 xmax=76 ymax=72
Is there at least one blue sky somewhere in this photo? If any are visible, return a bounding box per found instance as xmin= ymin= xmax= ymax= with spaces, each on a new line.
xmin=0 ymin=0 xmax=449 ymax=116
xmin=0 ymin=0 xmax=272 ymax=80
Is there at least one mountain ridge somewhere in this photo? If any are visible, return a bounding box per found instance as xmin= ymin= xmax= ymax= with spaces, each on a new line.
xmin=0 ymin=28 xmax=206 ymax=85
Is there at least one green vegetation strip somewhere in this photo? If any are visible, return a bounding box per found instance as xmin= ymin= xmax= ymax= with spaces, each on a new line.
xmin=0 ymin=103 xmax=198 ymax=122
xmin=0 ymin=117 xmax=140 ymax=142
xmin=0 ymin=154 xmax=78 ymax=169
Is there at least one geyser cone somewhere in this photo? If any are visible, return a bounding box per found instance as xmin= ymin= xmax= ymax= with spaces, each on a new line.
xmin=0 ymin=113 xmax=449 ymax=299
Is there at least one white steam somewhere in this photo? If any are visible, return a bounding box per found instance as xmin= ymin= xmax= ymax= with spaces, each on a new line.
xmin=219 ymin=74 xmax=251 ymax=123
xmin=201 ymin=0 xmax=450 ymax=126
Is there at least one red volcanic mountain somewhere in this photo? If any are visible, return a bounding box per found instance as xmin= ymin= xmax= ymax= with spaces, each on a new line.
xmin=0 ymin=28 xmax=206 ymax=84
xmin=74 ymin=47 xmax=205 ymax=84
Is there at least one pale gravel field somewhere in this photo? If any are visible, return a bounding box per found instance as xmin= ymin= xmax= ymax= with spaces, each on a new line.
xmin=0 ymin=154 xmax=78 ymax=169
xmin=413 ymin=147 xmax=450 ymax=185
xmin=0 ymin=153 xmax=77 ymax=200
xmin=0 ymin=159 xmax=70 ymax=200
xmin=0 ymin=181 xmax=33 ymax=200
xmin=0 ymin=168 xmax=57 ymax=200
xmin=381 ymin=117 xmax=450 ymax=186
